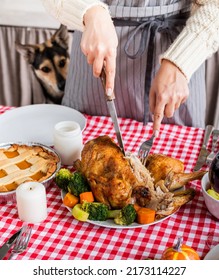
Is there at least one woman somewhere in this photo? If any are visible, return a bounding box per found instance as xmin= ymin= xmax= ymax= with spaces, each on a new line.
xmin=42 ymin=0 xmax=219 ymax=134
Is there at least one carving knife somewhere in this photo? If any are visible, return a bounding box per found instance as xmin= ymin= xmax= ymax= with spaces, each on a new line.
xmin=0 ymin=227 xmax=23 ymax=260
xmin=193 ymin=125 xmax=214 ymax=171
xmin=100 ymin=69 xmax=125 ymax=155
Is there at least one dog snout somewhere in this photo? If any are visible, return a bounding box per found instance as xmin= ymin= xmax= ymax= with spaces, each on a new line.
xmin=58 ymin=79 xmax=66 ymax=91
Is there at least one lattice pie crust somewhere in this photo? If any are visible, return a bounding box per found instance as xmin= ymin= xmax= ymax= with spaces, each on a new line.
xmin=0 ymin=144 xmax=60 ymax=192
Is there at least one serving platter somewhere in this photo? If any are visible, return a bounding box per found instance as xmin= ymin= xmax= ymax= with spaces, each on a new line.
xmin=0 ymin=104 xmax=86 ymax=146
xmin=61 ymin=189 xmax=181 ymax=229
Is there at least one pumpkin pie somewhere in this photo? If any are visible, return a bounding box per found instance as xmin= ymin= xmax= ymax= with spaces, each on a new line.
xmin=0 ymin=144 xmax=60 ymax=192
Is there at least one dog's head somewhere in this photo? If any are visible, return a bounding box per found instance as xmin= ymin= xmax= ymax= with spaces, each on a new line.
xmin=16 ymin=24 xmax=70 ymax=104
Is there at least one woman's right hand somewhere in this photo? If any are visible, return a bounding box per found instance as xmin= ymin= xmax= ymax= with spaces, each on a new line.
xmin=81 ymin=5 xmax=118 ymax=95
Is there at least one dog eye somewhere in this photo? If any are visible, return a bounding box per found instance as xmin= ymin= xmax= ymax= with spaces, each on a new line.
xmin=59 ymin=59 xmax=66 ymax=68
xmin=41 ymin=66 xmax=51 ymax=73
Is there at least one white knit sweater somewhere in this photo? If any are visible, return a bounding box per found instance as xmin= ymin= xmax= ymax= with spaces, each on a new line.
xmin=42 ymin=0 xmax=219 ymax=80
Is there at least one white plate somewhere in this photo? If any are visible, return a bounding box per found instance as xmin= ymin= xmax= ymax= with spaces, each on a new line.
xmin=0 ymin=104 xmax=86 ymax=146
xmin=61 ymin=190 xmax=179 ymax=229
xmin=204 ymin=244 xmax=219 ymax=260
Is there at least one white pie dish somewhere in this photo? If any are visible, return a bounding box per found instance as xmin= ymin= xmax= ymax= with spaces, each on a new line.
xmin=0 ymin=142 xmax=61 ymax=204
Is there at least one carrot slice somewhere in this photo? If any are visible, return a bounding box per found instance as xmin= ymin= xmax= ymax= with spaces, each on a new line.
xmin=79 ymin=191 xmax=95 ymax=203
xmin=137 ymin=207 xmax=156 ymax=224
xmin=63 ymin=192 xmax=79 ymax=208
xmin=133 ymin=203 xmax=141 ymax=212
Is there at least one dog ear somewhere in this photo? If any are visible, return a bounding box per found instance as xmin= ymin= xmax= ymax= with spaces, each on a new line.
xmin=52 ymin=24 xmax=69 ymax=49
xmin=15 ymin=42 xmax=38 ymax=64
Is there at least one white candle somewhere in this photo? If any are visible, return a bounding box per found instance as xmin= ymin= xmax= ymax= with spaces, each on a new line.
xmin=16 ymin=182 xmax=47 ymax=223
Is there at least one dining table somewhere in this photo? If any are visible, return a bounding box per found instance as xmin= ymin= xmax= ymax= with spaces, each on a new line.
xmin=0 ymin=104 xmax=219 ymax=261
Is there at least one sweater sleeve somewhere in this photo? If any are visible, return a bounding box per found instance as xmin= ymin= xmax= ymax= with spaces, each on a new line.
xmin=161 ymin=0 xmax=219 ymax=80
xmin=41 ymin=0 xmax=108 ymax=32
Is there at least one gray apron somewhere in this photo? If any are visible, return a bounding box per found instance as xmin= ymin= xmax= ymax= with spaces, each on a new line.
xmin=62 ymin=0 xmax=206 ymax=128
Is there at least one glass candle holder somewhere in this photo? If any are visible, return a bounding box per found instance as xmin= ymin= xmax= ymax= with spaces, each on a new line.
xmin=53 ymin=121 xmax=83 ymax=166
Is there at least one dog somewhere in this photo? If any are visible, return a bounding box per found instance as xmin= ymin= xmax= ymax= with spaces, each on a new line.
xmin=15 ymin=24 xmax=70 ymax=104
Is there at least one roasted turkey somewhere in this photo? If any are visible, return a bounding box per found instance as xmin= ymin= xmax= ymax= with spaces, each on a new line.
xmin=146 ymin=154 xmax=184 ymax=185
xmin=74 ymin=135 xmax=206 ymax=217
xmin=146 ymin=153 xmax=205 ymax=191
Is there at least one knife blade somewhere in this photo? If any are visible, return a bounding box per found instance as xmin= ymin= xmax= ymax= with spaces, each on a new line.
xmin=193 ymin=125 xmax=214 ymax=171
xmin=0 ymin=228 xmax=22 ymax=260
xmin=100 ymin=69 xmax=125 ymax=155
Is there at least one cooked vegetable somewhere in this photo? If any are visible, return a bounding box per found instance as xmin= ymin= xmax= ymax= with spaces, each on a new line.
xmin=55 ymin=168 xmax=73 ymax=192
xmin=137 ymin=207 xmax=156 ymax=224
xmin=63 ymin=192 xmax=79 ymax=208
xmin=68 ymin=172 xmax=90 ymax=196
xmin=79 ymin=191 xmax=95 ymax=203
xmin=114 ymin=204 xmax=137 ymax=225
xmin=133 ymin=203 xmax=141 ymax=212
xmin=72 ymin=202 xmax=137 ymax=225
xmin=81 ymin=202 xmax=110 ymax=221
xmin=72 ymin=204 xmax=89 ymax=221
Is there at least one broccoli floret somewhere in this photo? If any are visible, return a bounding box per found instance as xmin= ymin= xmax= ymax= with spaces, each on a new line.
xmin=55 ymin=168 xmax=73 ymax=192
xmin=80 ymin=202 xmax=137 ymax=225
xmin=68 ymin=172 xmax=90 ymax=196
xmin=81 ymin=202 xmax=109 ymax=221
xmin=114 ymin=204 xmax=137 ymax=226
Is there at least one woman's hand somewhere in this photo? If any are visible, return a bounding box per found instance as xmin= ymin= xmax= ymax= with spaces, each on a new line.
xmin=81 ymin=5 xmax=118 ymax=95
xmin=149 ymin=59 xmax=189 ymax=136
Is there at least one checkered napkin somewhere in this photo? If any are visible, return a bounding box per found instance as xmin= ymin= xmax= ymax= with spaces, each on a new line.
xmin=0 ymin=106 xmax=217 ymax=260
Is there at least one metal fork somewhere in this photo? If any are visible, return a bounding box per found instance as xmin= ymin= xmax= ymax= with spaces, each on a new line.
xmin=8 ymin=225 xmax=32 ymax=260
xmin=138 ymin=134 xmax=155 ymax=165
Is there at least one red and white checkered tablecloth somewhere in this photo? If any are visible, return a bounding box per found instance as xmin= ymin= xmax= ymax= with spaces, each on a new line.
xmin=0 ymin=105 xmax=218 ymax=260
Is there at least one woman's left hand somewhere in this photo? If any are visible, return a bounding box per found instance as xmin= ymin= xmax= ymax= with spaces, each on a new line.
xmin=149 ymin=59 xmax=189 ymax=136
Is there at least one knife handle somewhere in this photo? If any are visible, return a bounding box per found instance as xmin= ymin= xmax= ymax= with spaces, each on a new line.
xmin=100 ymin=68 xmax=115 ymax=101
xmin=203 ymin=125 xmax=214 ymax=147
